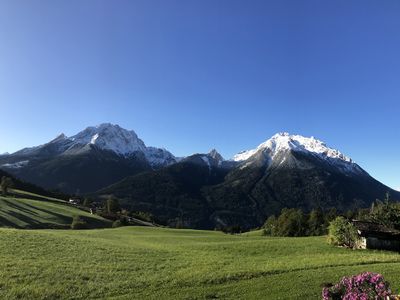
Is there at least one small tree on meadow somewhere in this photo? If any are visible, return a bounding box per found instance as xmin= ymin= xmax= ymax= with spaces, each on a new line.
xmin=1 ymin=176 xmax=14 ymax=196
xmin=70 ymin=215 xmax=87 ymax=230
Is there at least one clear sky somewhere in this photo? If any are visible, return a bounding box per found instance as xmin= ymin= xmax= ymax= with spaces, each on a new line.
xmin=0 ymin=0 xmax=399 ymax=189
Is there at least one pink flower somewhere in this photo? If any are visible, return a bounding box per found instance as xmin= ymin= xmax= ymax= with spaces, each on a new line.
xmin=322 ymin=272 xmax=394 ymax=300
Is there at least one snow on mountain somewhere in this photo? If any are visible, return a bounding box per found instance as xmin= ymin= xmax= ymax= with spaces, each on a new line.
xmin=198 ymin=149 xmax=226 ymax=170
xmin=233 ymin=132 xmax=361 ymax=173
xmin=145 ymin=147 xmax=176 ymax=168
xmin=9 ymin=123 xmax=176 ymax=168
xmin=50 ymin=133 xmax=68 ymax=143
xmin=1 ymin=160 xmax=29 ymax=169
xmin=69 ymin=123 xmax=147 ymax=155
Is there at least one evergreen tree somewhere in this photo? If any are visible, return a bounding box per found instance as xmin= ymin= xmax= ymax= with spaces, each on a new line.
xmin=307 ymin=208 xmax=326 ymax=236
xmin=324 ymin=207 xmax=337 ymax=225
xmin=106 ymin=196 xmax=120 ymax=214
xmin=83 ymin=198 xmax=92 ymax=207
xmin=369 ymin=198 xmax=400 ymax=230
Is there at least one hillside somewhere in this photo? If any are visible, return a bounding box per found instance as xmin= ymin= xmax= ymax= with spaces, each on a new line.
xmin=98 ymin=153 xmax=231 ymax=228
xmin=0 ymin=169 xmax=68 ymax=200
xmin=98 ymin=151 xmax=399 ymax=230
xmin=3 ymin=128 xmax=400 ymax=230
xmin=0 ymin=190 xmax=110 ymax=229
xmin=0 ymin=227 xmax=400 ymax=299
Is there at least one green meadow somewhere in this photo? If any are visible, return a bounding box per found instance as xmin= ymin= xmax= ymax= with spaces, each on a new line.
xmin=1 ymin=226 xmax=400 ymax=299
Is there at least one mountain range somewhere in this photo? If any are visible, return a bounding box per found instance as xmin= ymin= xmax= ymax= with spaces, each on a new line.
xmin=1 ymin=124 xmax=399 ymax=229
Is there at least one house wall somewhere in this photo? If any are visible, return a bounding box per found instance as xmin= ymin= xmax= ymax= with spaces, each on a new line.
xmin=358 ymin=237 xmax=367 ymax=249
xmin=366 ymin=237 xmax=400 ymax=251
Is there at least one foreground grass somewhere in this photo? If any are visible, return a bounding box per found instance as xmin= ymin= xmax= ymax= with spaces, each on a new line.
xmin=0 ymin=195 xmax=110 ymax=229
xmin=0 ymin=227 xmax=399 ymax=299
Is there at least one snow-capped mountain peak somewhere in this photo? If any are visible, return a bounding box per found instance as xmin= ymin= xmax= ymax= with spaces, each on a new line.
xmin=7 ymin=123 xmax=176 ymax=168
xmin=49 ymin=133 xmax=67 ymax=143
xmin=69 ymin=123 xmax=147 ymax=155
xmin=233 ymin=132 xmax=361 ymax=173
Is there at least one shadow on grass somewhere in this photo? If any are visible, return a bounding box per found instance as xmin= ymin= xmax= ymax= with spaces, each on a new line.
xmin=0 ymin=198 xmax=110 ymax=229
xmin=0 ymin=214 xmax=20 ymax=228
xmin=2 ymin=199 xmax=41 ymax=217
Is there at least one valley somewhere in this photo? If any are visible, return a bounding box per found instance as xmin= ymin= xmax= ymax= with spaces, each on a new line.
xmin=2 ymin=125 xmax=399 ymax=230
xmin=1 ymin=125 xmax=399 ymax=299
xmin=2 ymin=2 xmax=399 ymax=299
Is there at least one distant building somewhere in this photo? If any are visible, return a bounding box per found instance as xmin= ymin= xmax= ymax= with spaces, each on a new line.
xmin=353 ymin=220 xmax=400 ymax=251
xmin=69 ymin=198 xmax=81 ymax=205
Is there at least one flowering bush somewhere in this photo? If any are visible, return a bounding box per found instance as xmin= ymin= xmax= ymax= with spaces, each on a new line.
xmin=322 ymin=272 xmax=396 ymax=300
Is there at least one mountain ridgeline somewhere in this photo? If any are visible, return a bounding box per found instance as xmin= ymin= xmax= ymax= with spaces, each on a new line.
xmin=1 ymin=125 xmax=399 ymax=229
xmin=98 ymin=133 xmax=398 ymax=229
xmin=0 ymin=124 xmax=176 ymax=194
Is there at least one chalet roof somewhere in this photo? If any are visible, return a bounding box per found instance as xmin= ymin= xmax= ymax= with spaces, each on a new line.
xmin=353 ymin=220 xmax=400 ymax=239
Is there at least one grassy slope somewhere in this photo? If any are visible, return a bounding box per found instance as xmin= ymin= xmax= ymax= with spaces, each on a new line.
xmin=0 ymin=227 xmax=399 ymax=299
xmin=11 ymin=188 xmax=67 ymax=203
xmin=0 ymin=191 xmax=110 ymax=229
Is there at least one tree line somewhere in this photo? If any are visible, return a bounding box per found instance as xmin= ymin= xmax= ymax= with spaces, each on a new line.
xmin=262 ymin=207 xmax=337 ymax=237
xmin=262 ymin=192 xmax=400 ymax=239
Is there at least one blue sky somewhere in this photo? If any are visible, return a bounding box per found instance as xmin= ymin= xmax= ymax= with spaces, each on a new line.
xmin=0 ymin=0 xmax=399 ymax=189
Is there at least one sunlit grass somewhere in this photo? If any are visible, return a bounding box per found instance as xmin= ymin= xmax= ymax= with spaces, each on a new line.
xmin=0 ymin=227 xmax=399 ymax=299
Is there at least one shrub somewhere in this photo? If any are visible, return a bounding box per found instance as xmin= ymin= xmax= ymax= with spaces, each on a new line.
xmin=327 ymin=216 xmax=359 ymax=248
xmin=71 ymin=215 xmax=87 ymax=230
xmin=322 ymin=272 xmax=394 ymax=300
xmin=132 ymin=211 xmax=154 ymax=223
xmin=112 ymin=220 xmax=122 ymax=228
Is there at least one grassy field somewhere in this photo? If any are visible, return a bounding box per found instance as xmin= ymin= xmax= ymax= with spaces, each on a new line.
xmin=0 ymin=192 xmax=110 ymax=229
xmin=0 ymin=227 xmax=400 ymax=299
